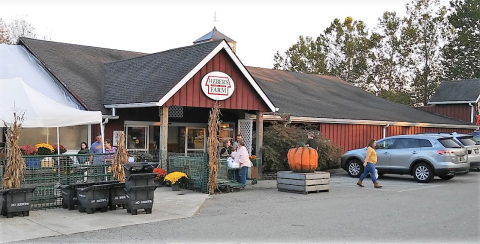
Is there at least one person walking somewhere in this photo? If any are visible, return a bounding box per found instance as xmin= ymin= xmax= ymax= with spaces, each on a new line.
xmin=357 ymin=139 xmax=382 ymax=188
xmin=234 ymin=139 xmax=252 ymax=188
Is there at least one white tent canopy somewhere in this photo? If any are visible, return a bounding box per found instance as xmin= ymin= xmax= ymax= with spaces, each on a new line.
xmin=0 ymin=44 xmax=83 ymax=110
xmin=0 ymin=78 xmax=102 ymax=127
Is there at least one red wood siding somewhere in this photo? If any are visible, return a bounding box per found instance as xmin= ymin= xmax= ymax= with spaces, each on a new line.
xmin=416 ymin=104 xmax=472 ymax=122
xmin=319 ymin=123 xmax=474 ymax=153
xmin=164 ymin=50 xmax=270 ymax=112
xmin=91 ymin=120 xmax=124 ymax=143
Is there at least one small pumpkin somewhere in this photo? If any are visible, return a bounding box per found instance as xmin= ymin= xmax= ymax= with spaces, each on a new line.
xmin=287 ymin=146 xmax=318 ymax=173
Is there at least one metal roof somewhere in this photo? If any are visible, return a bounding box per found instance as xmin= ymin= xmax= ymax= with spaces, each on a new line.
xmin=193 ymin=27 xmax=236 ymax=43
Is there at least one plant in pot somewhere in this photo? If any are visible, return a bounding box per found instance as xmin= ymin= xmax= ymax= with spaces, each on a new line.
xmin=135 ymin=151 xmax=154 ymax=162
xmin=164 ymin=172 xmax=188 ymax=191
xmin=152 ymin=168 xmax=167 ymax=187
xmin=1 ymin=112 xmax=36 ymax=218
xmin=19 ymin=145 xmax=39 ymax=168
xmin=35 ymin=143 xmax=55 ymax=169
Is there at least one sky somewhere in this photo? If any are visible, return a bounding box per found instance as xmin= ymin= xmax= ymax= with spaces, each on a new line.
xmin=1 ymin=0 xmax=450 ymax=69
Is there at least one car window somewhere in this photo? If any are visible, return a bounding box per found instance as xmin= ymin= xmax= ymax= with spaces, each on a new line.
xmin=473 ymin=136 xmax=480 ymax=144
xmin=456 ymin=136 xmax=478 ymax=146
xmin=438 ymin=138 xmax=462 ymax=148
xmin=376 ymin=138 xmax=395 ymax=149
xmin=393 ymin=138 xmax=420 ymax=149
xmin=418 ymin=139 xmax=432 ymax=148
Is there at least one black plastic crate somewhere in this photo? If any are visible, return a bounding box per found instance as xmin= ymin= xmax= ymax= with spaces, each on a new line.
xmin=125 ymin=173 xmax=157 ymax=190
xmin=2 ymin=187 xmax=36 ymax=218
xmin=123 ymin=163 xmax=157 ymax=178
xmin=76 ymin=184 xmax=112 ymax=214
xmin=61 ymin=182 xmax=95 ymax=210
xmin=125 ymin=185 xmax=157 ymax=215
xmin=109 ymin=182 xmax=127 ymax=210
xmin=0 ymin=189 xmax=8 ymax=216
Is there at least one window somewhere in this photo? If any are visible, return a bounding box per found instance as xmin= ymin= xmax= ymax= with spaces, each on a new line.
xmin=457 ymin=136 xmax=478 ymax=146
xmin=418 ymin=139 xmax=433 ymax=148
xmin=438 ymin=138 xmax=462 ymax=148
xmin=376 ymin=138 xmax=395 ymax=149
xmin=394 ymin=138 xmax=420 ymax=149
xmin=126 ymin=126 xmax=148 ymax=150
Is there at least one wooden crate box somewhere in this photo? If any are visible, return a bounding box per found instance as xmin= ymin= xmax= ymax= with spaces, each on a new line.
xmin=277 ymin=171 xmax=330 ymax=194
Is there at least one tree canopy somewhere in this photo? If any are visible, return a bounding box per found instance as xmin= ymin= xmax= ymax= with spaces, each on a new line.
xmin=0 ymin=17 xmax=41 ymax=44
xmin=273 ymin=0 xmax=478 ymax=106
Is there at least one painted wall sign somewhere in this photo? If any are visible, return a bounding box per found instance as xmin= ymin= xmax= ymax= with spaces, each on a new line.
xmin=201 ymin=71 xmax=235 ymax=101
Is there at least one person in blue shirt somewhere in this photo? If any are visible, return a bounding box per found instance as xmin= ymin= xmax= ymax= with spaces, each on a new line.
xmin=89 ymin=134 xmax=103 ymax=164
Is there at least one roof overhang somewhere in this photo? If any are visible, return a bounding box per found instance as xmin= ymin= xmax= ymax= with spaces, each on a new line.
xmin=259 ymin=115 xmax=479 ymax=130
xmin=428 ymin=95 xmax=480 ymax=105
xmin=104 ymin=102 xmax=158 ymax=109
xmin=428 ymin=100 xmax=478 ymax=105
xmin=155 ymin=40 xmax=277 ymax=112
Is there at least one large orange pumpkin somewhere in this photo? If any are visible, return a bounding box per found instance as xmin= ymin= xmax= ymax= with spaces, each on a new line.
xmin=287 ymin=146 xmax=318 ymax=173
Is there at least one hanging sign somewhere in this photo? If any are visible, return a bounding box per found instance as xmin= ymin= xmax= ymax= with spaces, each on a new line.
xmin=201 ymin=71 xmax=235 ymax=101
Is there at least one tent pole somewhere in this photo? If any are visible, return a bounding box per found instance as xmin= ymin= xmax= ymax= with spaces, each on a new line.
xmin=100 ymin=122 xmax=105 ymax=153
xmin=57 ymin=127 xmax=60 ymax=155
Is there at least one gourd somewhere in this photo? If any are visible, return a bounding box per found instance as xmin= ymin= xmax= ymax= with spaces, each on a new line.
xmin=287 ymin=146 xmax=318 ymax=173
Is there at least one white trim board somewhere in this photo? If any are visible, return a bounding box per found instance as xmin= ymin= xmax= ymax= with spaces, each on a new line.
xmin=261 ymin=115 xmax=479 ymax=130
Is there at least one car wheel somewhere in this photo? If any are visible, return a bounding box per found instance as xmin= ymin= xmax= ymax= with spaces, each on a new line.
xmin=439 ymin=175 xmax=454 ymax=180
xmin=413 ymin=163 xmax=434 ymax=183
xmin=347 ymin=159 xmax=363 ymax=178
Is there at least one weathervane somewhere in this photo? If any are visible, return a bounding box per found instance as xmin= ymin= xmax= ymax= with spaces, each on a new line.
xmin=213 ymin=11 xmax=219 ymax=24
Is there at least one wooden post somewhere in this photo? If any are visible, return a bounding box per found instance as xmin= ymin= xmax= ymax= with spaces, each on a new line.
xmin=160 ymin=106 xmax=169 ymax=169
xmin=256 ymin=111 xmax=263 ymax=180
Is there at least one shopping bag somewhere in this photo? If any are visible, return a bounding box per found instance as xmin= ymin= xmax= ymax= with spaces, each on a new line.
xmin=375 ymin=169 xmax=379 ymax=179
xmin=227 ymin=157 xmax=239 ymax=169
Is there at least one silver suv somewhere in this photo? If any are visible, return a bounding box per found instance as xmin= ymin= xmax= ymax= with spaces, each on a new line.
xmin=341 ymin=134 xmax=470 ymax=183
xmin=421 ymin=132 xmax=480 ymax=171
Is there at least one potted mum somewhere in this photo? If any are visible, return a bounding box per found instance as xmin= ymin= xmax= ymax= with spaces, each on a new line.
xmin=35 ymin=143 xmax=55 ymax=169
xmin=164 ymin=172 xmax=188 ymax=191
xmin=153 ymin=168 xmax=167 ymax=187
xmin=19 ymin=145 xmax=39 ymax=168
xmin=249 ymin=155 xmax=258 ymax=181
xmin=35 ymin=143 xmax=54 ymax=156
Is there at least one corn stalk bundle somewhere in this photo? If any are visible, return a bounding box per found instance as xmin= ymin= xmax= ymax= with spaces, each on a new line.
xmin=112 ymin=131 xmax=128 ymax=182
xmin=2 ymin=112 xmax=25 ymax=189
xmin=207 ymin=102 xmax=221 ymax=194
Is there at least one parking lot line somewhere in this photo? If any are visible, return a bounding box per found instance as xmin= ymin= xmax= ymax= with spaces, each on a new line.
xmin=330 ymin=177 xmax=441 ymax=193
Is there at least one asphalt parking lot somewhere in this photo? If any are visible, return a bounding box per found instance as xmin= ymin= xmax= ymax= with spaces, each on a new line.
xmin=12 ymin=171 xmax=480 ymax=244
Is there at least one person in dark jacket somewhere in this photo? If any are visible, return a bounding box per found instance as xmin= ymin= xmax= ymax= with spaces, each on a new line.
xmin=305 ymin=132 xmax=318 ymax=151
xmin=220 ymin=139 xmax=233 ymax=157
xmin=78 ymin=142 xmax=89 ymax=164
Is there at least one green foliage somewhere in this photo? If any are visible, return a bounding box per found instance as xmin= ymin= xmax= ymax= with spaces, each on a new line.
xmin=442 ymin=0 xmax=480 ymax=80
xmin=378 ymin=89 xmax=412 ymax=105
xmin=135 ymin=151 xmax=154 ymax=162
xmin=273 ymin=0 xmax=469 ymax=106
xmin=273 ymin=16 xmax=371 ymax=86
xmin=262 ymin=123 xmax=342 ymax=172
xmin=403 ymin=0 xmax=451 ymax=106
